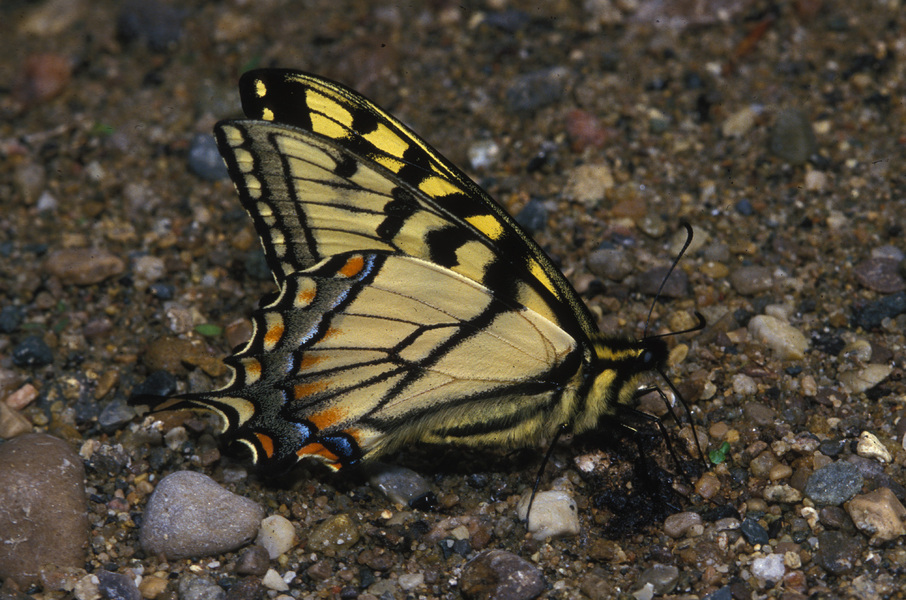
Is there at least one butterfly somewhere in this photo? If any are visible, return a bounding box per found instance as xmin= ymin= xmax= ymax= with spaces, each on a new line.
xmin=157 ymin=68 xmax=691 ymax=478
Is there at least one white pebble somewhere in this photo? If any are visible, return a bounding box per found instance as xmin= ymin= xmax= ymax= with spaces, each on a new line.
xmin=517 ymin=490 xmax=580 ymax=540
xmin=748 ymin=315 xmax=808 ymax=360
xmin=839 ymin=364 xmax=892 ymax=394
xmin=751 ymin=553 xmax=785 ymax=581
xmin=856 ymin=431 xmax=892 ymax=463
xmin=257 ymin=515 xmax=296 ymax=559
xmin=262 ymin=568 xmax=289 ymax=591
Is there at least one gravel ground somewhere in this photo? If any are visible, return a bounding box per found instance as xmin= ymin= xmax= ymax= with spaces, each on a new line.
xmin=1 ymin=1 xmax=905 ymax=599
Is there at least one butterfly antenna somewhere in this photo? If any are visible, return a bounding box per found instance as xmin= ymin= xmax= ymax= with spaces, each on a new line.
xmin=644 ymin=221 xmax=694 ymax=339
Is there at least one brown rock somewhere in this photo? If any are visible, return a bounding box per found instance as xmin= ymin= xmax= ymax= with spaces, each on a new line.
xmin=44 ymin=248 xmax=125 ymax=286
xmin=0 ymin=433 xmax=88 ymax=587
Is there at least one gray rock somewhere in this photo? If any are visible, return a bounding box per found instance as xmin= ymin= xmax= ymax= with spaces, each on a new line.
xmin=805 ymin=461 xmax=864 ymax=505
xmin=460 ymin=549 xmax=546 ymax=600
xmin=0 ymin=433 xmax=89 ymax=587
xmin=140 ymin=470 xmax=264 ymax=560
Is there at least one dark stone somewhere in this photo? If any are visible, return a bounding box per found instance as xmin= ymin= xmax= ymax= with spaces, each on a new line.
xmin=11 ymin=335 xmax=53 ymax=367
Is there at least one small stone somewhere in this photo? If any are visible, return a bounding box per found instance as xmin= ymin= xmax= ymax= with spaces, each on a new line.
xmin=839 ymin=364 xmax=893 ymax=394
xmin=133 ymin=255 xmax=167 ymax=283
xmin=516 ymin=490 xmax=580 ymax=540
xmin=236 ymin=544 xmax=271 ymax=576
xmin=763 ymin=484 xmax=802 ymax=503
xmin=467 ymin=139 xmax=501 ymax=170
xmin=256 ymin=515 xmax=296 ymax=559
xmin=563 ymin=163 xmax=614 ymax=205
xmin=751 ymin=553 xmax=785 ymax=582
xmin=398 ymin=573 xmax=425 ymax=591
xmin=637 ymin=266 xmax=689 ymax=298
xmin=0 ymin=433 xmax=89 ymax=587
xmin=460 ymin=549 xmax=546 ymax=600
xmin=177 ymin=574 xmax=225 ymax=600
xmin=856 ymin=431 xmax=892 ymax=463
xmin=851 ymin=291 xmax=906 ymax=330
xmin=140 ymin=471 xmax=264 ymax=560
xmin=11 ymin=335 xmax=53 ymax=367
xmin=587 ymin=248 xmax=634 ymax=281
xmin=853 ymin=258 xmax=905 ymax=293
xmin=748 ymin=315 xmax=808 ymax=360
xmin=97 ymin=570 xmax=141 ymax=600
xmin=307 ymin=514 xmax=361 ymax=551
xmin=0 ymin=402 xmax=33 ymax=439
xmin=514 ymin=198 xmax=548 ymax=234
xmin=504 ymin=67 xmax=567 ymax=112
xmin=740 ymin=518 xmax=770 ymax=546
xmin=98 ymin=397 xmax=136 ymax=430
xmin=729 ymin=266 xmax=773 ymax=295
xmin=721 ymin=105 xmax=759 ymax=138
xmin=635 ymin=563 xmax=679 ymax=595
xmin=846 ymin=488 xmax=906 ymax=544
xmin=369 ymin=463 xmax=433 ymax=508
xmin=805 ymin=461 xmax=864 ymax=505
xmin=261 ymin=568 xmax=290 ymax=592
xmin=117 ymin=0 xmax=185 ymax=51
xmin=769 ymin=108 xmax=817 ymax=164
xmin=44 ymin=248 xmax=125 ymax=286
xmin=188 ymin=133 xmax=230 ymax=181
xmin=695 ymin=472 xmax=721 ymax=499
xmin=14 ymin=53 xmax=72 ymax=106
xmin=0 ymin=305 xmax=25 ymax=333
xmin=138 ymin=574 xmax=168 ymax=598
xmin=814 ymin=530 xmax=864 ymax=575
xmin=731 ymin=373 xmax=757 ymax=395
xmin=663 ymin=511 xmax=702 ymax=538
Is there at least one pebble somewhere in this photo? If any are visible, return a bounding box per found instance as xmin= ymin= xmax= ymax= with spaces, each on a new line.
xmin=728 ymin=266 xmax=773 ymax=295
xmin=839 ymin=364 xmax=893 ymax=394
xmin=460 ymin=550 xmax=546 ymax=600
xmin=0 ymin=433 xmax=89 ymax=587
xmin=855 ymin=431 xmax=892 ymax=463
xmin=853 ymin=257 xmax=905 ymax=293
xmin=846 ymin=488 xmax=906 ymax=544
xmin=98 ymin=396 xmax=136 ymax=430
xmin=0 ymin=401 xmax=33 ymax=439
xmin=368 ymin=463 xmax=433 ymax=508
xmin=748 ymin=315 xmax=808 ymax=360
xmin=740 ymin=518 xmax=770 ymax=546
xmin=236 ymin=544 xmax=271 ymax=576
xmin=731 ymin=373 xmax=757 ymax=395
xmin=307 ymin=514 xmax=361 ymax=551
xmin=814 ymin=530 xmax=864 ymax=575
xmin=97 ymin=570 xmax=141 ymax=600
xmin=587 ymin=247 xmax=634 ymax=281
xmin=635 ymin=563 xmax=679 ymax=595
xmin=399 ymin=572 xmax=425 ymax=591
xmin=743 ymin=402 xmax=776 ymax=427
xmin=751 ymin=553 xmax=785 ymax=582
xmin=563 ymin=163 xmax=614 ymax=205
xmin=14 ymin=53 xmax=72 ymax=106
xmin=467 ymin=139 xmax=501 ymax=170
xmin=140 ymin=471 xmax=265 ymax=560
xmin=851 ymin=291 xmax=906 ymax=330
xmin=188 ymin=133 xmax=230 ymax=181
xmin=44 ymin=248 xmax=126 ymax=286
xmin=637 ymin=266 xmax=689 ymax=298
xmin=0 ymin=305 xmax=24 ymax=333
xmin=116 ymin=0 xmax=185 ymax=51
xmin=177 ymin=574 xmax=226 ymax=600
xmin=504 ymin=67 xmax=567 ymax=112
xmin=805 ymin=461 xmax=864 ymax=505
xmin=769 ymin=108 xmax=817 ymax=164
xmin=516 ymin=490 xmax=580 ymax=540
xmin=565 ymin=108 xmax=609 ymax=152
xmin=514 ymin=198 xmax=548 ymax=234
xmin=256 ymin=515 xmax=296 ymax=559
xmin=142 ymin=336 xmax=227 ymax=377
xmin=721 ymin=105 xmax=759 ymax=138
xmin=11 ymin=335 xmax=53 ymax=367
xmin=763 ymin=484 xmax=802 ymax=503
xmin=138 ymin=574 xmax=168 ymax=598
xmin=262 ymin=568 xmax=290 ymax=591
xmin=663 ymin=511 xmax=703 ymax=538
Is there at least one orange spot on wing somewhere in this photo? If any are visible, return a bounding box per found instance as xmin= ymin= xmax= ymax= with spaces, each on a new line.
xmin=255 ymin=432 xmax=275 ymax=459
xmin=264 ymin=323 xmax=284 ymax=346
xmin=297 ymin=353 xmax=324 ymax=372
xmin=308 ymin=407 xmax=345 ymax=430
xmin=296 ymin=442 xmax=339 ymax=464
xmin=297 ymin=288 xmax=316 ymax=305
xmin=293 ymin=380 xmax=331 ymax=399
xmin=338 ymin=255 xmax=365 ymax=278
xmin=243 ymin=358 xmax=262 ymax=379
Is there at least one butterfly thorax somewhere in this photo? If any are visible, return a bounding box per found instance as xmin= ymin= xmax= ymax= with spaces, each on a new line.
xmin=567 ymin=336 xmax=669 ymax=436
